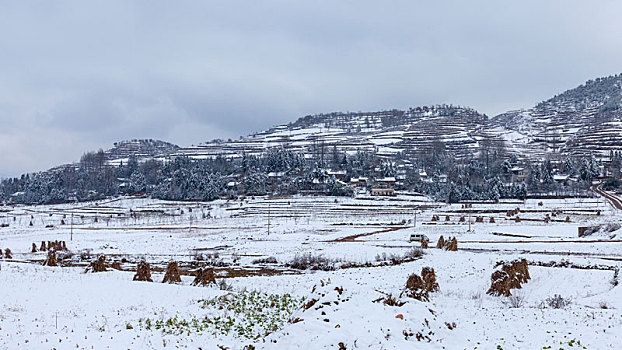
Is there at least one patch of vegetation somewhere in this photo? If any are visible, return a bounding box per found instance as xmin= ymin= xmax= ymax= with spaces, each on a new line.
xmin=133 ymin=291 xmax=303 ymax=340
xmin=539 ymin=294 xmax=572 ymax=309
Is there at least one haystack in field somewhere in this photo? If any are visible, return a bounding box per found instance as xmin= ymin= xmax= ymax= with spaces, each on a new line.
xmin=40 ymin=241 xmax=47 ymax=251
xmin=133 ymin=260 xmax=153 ymax=282
xmin=420 ymin=238 xmax=428 ymax=249
xmin=162 ymin=262 xmax=182 ymax=283
xmin=192 ymin=268 xmax=216 ymax=286
xmin=436 ymin=235 xmax=445 ymax=249
xmin=32 ymin=243 xmax=38 ymax=253
xmin=405 ymin=266 xmax=439 ymax=301
xmin=487 ymin=259 xmax=531 ymax=296
xmin=4 ymin=248 xmax=12 ymax=259
xmin=86 ymin=255 xmax=108 ymax=273
xmin=44 ymin=250 xmax=58 ymax=266
xmin=446 ymin=237 xmax=458 ymax=251
xmin=421 ymin=267 xmax=439 ymax=293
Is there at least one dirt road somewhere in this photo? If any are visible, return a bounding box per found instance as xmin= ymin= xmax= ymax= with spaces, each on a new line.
xmin=592 ymin=182 xmax=622 ymax=209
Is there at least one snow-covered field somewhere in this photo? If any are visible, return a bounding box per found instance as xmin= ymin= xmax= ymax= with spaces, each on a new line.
xmin=1 ymin=194 xmax=621 ymax=349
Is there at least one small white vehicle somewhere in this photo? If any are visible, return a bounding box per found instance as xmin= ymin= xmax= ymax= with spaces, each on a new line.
xmin=409 ymin=233 xmax=430 ymax=243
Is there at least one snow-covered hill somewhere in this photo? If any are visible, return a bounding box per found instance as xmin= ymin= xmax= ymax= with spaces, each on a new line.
xmin=493 ymin=74 xmax=622 ymax=159
xmin=174 ymin=105 xmax=500 ymax=161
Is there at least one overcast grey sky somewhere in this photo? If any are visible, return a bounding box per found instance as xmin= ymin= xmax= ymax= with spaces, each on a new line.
xmin=1 ymin=0 xmax=621 ymax=177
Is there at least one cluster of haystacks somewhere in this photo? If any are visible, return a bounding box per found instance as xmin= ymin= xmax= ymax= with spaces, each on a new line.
xmin=405 ymin=266 xmax=439 ymax=301
xmin=133 ymin=260 xmax=153 ymax=282
xmin=162 ymin=262 xmax=182 ymax=283
xmin=487 ymin=259 xmax=530 ymax=297
xmin=436 ymin=235 xmax=458 ymax=251
xmin=475 ymin=216 xmax=484 ymax=223
xmin=506 ymin=208 xmax=520 ymax=217
xmin=192 ymin=268 xmax=216 ymax=286
xmin=85 ymin=255 xmax=108 ymax=273
xmin=37 ymin=240 xmax=67 ymax=251
xmin=431 ymin=215 xmax=440 ymax=222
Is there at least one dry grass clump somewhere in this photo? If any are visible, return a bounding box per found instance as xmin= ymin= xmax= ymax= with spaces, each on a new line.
xmin=404 ymin=266 xmax=439 ymax=301
xmin=373 ymin=293 xmax=406 ymax=307
xmin=192 ymin=268 xmax=216 ymax=286
xmin=44 ymin=250 xmax=58 ymax=266
xmin=162 ymin=261 xmax=182 ymax=284
xmin=86 ymin=255 xmax=108 ymax=273
xmin=487 ymin=259 xmax=531 ymax=297
xmin=133 ymin=260 xmax=153 ymax=282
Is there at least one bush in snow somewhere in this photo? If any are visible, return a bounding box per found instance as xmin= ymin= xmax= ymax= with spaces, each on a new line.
xmin=539 ymin=294 xmax=572 ymax=309
xmin=252 ymin=256 xmax=278 ymax=264
xmin=287 ymin=253 xmax=337 ymax=271
xmin=504 ymin=291 xmax=526 ymax=308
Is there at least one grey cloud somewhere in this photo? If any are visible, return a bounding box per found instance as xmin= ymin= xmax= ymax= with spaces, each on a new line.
xmin=1 ymin=0 xmax=622 ymax=176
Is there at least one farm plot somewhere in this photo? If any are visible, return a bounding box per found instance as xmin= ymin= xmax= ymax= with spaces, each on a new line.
xmin=0 ymin=194 xmax=621 ymax=349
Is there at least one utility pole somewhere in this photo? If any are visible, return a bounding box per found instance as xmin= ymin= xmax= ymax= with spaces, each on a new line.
xmin=467 ymin=203 xmax=472 ymax=232
xmin=413 ymin=209 xmax=417 ymax=231
xmin=267 ymin=203 xmax=271 ymax=236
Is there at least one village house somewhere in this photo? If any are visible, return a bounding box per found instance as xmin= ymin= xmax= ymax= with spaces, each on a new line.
xmin=371 ymin=187 xmax=395 ymax=196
